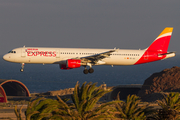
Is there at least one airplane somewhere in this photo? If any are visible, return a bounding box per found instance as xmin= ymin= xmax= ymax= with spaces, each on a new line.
xmin=3 ymin=27 xmax=175 ymax=74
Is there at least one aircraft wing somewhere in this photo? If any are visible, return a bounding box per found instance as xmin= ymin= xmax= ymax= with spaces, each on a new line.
xmin=80 ymin=48 xmax=118 ymax=65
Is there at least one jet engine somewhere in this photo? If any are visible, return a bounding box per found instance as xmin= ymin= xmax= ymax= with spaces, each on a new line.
xmin=60 ymin=59 xmax=81 ymax=70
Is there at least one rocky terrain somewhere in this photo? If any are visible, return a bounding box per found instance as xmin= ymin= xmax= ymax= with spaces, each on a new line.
xmin=138 ymin=66 xmax=180 ymax=102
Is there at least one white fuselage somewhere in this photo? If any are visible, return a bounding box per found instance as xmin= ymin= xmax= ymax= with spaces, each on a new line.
xmin=2 ymin=27 xmax=176 ymax=74
xmin=3 ymin=47 xmax=146 ymax=66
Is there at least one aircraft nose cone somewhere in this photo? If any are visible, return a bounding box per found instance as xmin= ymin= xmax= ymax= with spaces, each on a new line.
xmin=3 ymin=54 xmax=9 ymax=61
xmin=3 ymin=54 xmax=7 ymax=61
xmin=3 ymin=54 xmax=15 ymax=62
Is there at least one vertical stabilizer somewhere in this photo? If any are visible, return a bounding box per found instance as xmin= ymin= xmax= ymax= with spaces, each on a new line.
xmin=146 ymin=27 xmax=173 ymax=53
xmin=135 ymin=27 xmax=174 ymax=65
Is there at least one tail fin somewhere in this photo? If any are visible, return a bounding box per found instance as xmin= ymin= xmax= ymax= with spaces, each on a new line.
xmin=146 ymin=27 xmax=173 ymax=53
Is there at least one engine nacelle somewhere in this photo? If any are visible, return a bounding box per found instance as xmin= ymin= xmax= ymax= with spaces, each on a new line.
xmin=60 ymin=59 xmax=81 ymax=70
xmin=60 ymin=64 xmax=71 ymax=70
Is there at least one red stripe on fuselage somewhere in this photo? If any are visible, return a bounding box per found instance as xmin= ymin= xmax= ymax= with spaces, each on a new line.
xmin=134 ymin=51 xmax=166 ymax=65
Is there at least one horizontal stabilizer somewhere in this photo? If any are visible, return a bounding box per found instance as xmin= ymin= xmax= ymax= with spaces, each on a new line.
xmin=159 ymin=52 xmax=176 ymax=59
xmin=158 ymin=51 xmax=176 ymax=56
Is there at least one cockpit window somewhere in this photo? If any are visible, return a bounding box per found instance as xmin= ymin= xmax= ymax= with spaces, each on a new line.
xmin=8 ymin=51 xmax=16 ymax=53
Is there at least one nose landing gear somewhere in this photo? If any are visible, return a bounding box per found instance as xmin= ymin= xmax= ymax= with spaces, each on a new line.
xmin=20 ymin=63 xmax=25 ymax=72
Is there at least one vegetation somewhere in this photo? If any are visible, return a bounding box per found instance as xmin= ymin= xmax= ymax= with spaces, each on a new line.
xmin=70 ymin=81 xmax=120 ymax=119
xmin=26 ymin=97 xmax=62 ymax=120
xmin=15 ymin=81 xmax=120 ymax=120
xmin=11 ymin=81 xmax=180 ymax=120
xmin=152 ymin=92 xmax=180 ymax=120
xmin=0 ymin=100 xmax=28 ymax=108
xmin=14 ymin=105 xmax=24 ymax=120
xmin=50 ymin=81 xmax=121 ymax=120
xmin=115 ymin=93 xmax=148 ymax=120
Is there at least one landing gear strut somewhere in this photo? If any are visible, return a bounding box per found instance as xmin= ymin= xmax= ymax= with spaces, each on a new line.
xmin=20 ymin=63 xmax=25 ymax=72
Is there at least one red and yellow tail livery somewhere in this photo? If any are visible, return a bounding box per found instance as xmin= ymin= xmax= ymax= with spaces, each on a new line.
xmin=135 ymin=27 xmax=174 ymax=65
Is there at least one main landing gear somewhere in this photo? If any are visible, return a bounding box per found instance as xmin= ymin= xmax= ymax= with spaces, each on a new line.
xmin=20 ymin=63 xmax=25 ymax=72
xmin=83 ymin=66 xmax=94 ymax=74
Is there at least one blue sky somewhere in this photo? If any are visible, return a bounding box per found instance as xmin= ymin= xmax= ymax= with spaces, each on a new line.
xmin=0 ymin=0 xmax=180 ymax=55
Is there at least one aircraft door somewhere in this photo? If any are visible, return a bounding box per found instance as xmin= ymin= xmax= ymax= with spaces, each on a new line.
xmin=56 ymin=49 xmax=60 ymax=58
xmin=21 ymin=48 xmax=26 ymax=57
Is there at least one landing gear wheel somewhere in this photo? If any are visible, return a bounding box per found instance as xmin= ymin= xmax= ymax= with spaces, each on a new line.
xmin=83 ymin=69 xmax=89 ymax=74
xmin=20 ymin=69 xmax=24 ymax=72
xmin=88 ymin=68 xmax=94 ymax=73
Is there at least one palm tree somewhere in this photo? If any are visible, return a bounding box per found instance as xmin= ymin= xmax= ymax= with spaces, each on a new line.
xmin=26 ymin=97 xmax=60 ymax=120
xmin=14 ymin=105 xmax=24 ymax=120
xmin=49 ymin=95 xmax=79 ymax=120
xmin=115 ymin=94 xmax=148 ymax=120
xmin=25 ymin=81 xmax=121 ymax=120
xmin=70 ymin=81 xmax=120 ymax=120
xmin=153 ymin=92 xmax=180 ymax=120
